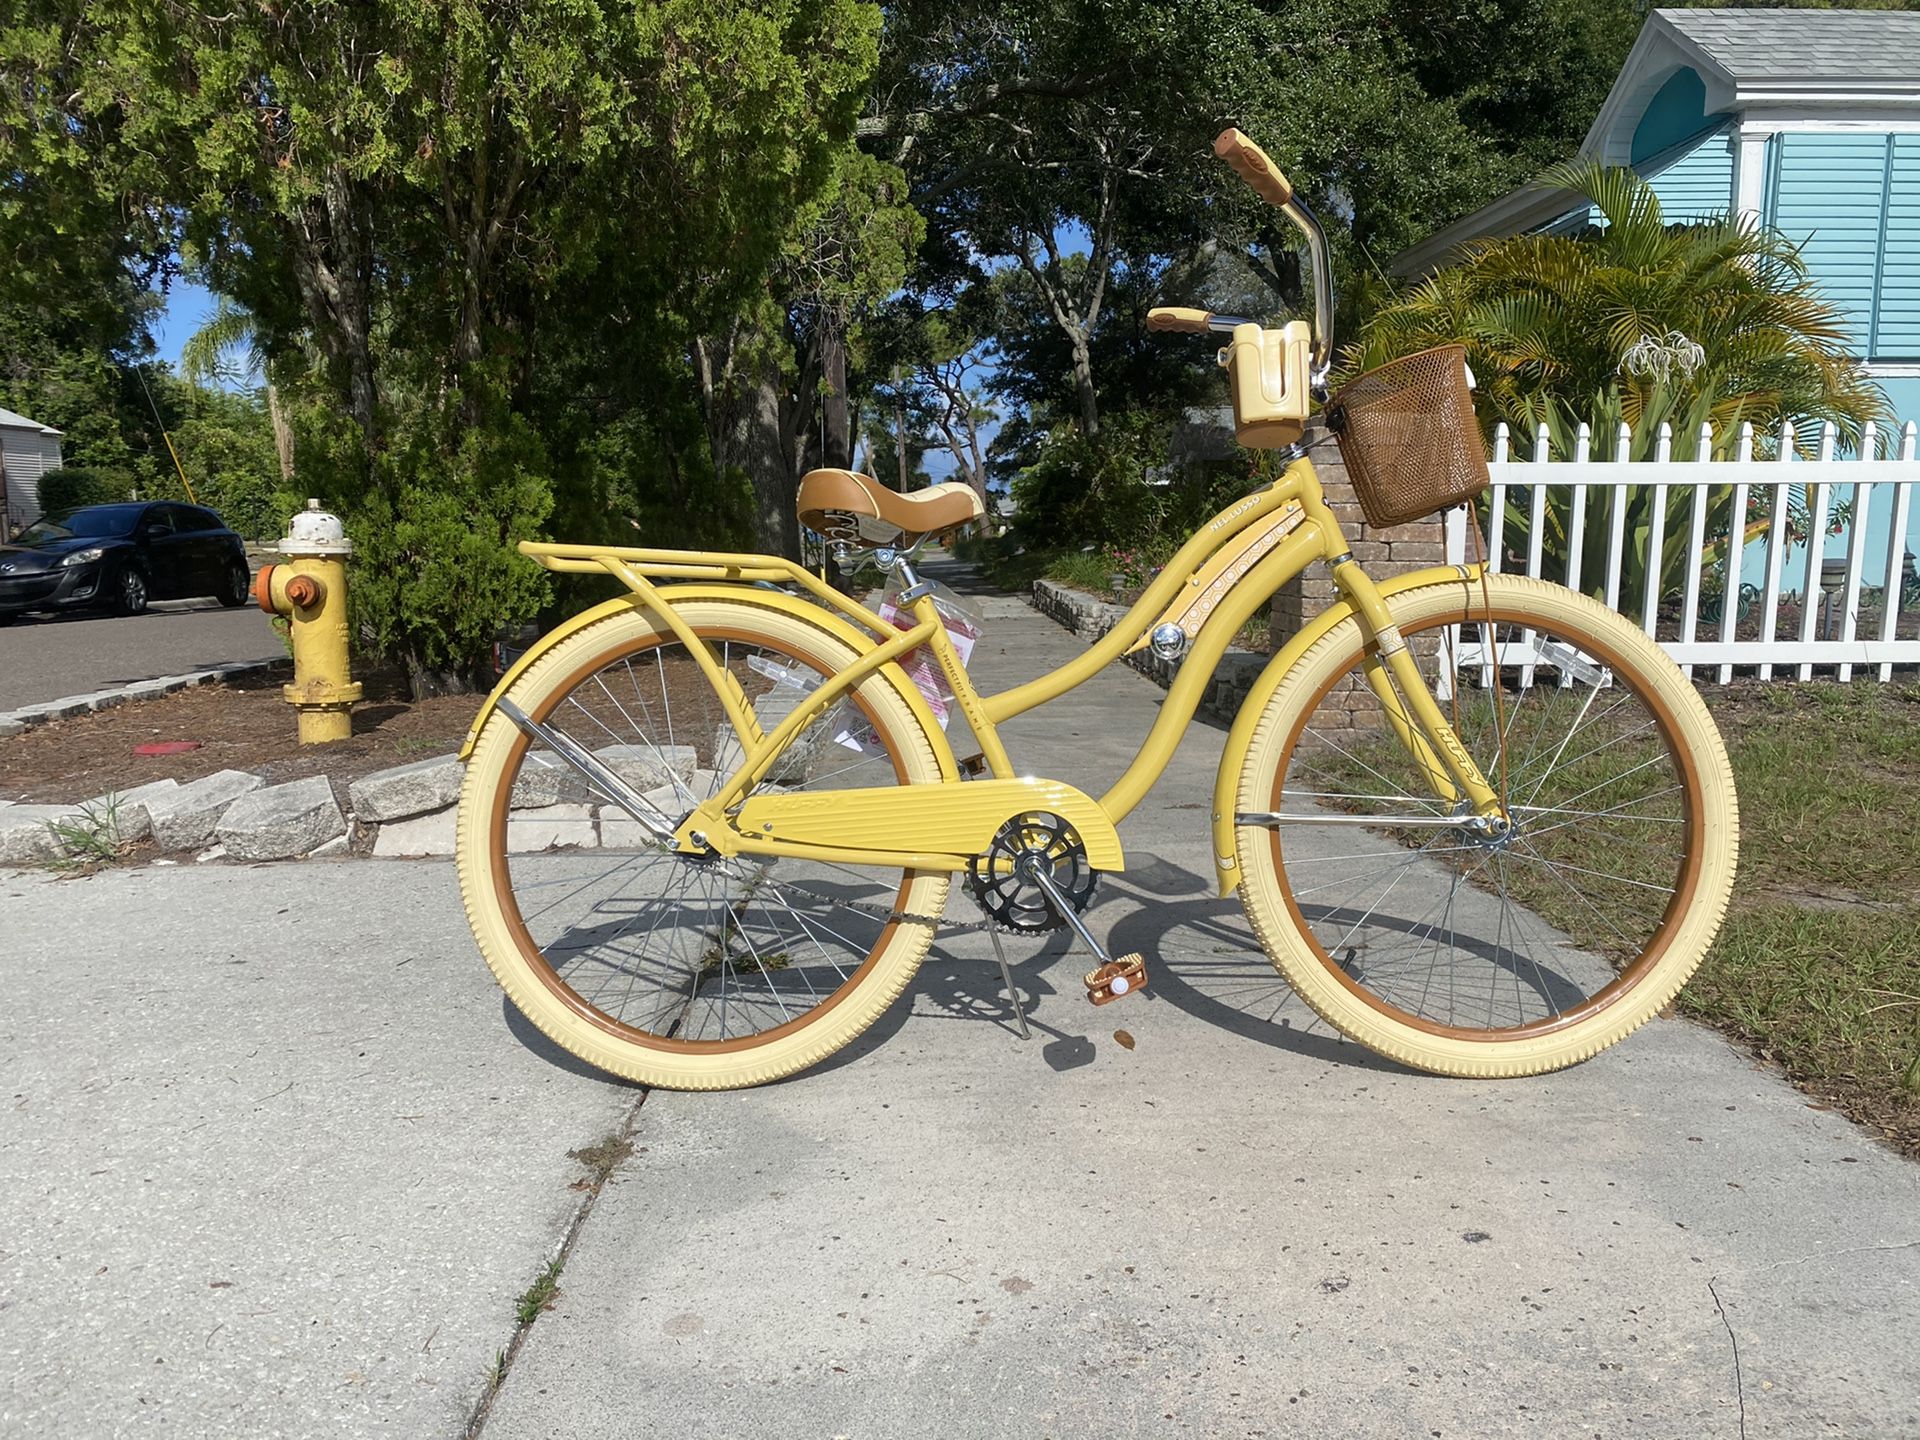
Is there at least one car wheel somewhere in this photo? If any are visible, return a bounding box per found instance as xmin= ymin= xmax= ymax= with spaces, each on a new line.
xmin=116 ymin=567 xmax=150 ymax=616
xmin=218 ymin=559 xmax=251 ymax=608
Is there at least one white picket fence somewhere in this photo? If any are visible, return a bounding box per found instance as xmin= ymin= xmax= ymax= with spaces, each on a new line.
xmin=1443 ymin=418 xmax=1920 ymax=683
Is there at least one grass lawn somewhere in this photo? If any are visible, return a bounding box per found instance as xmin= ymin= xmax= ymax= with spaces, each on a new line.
xmin=1685 ymin=681 xmax=1920 ymax=1156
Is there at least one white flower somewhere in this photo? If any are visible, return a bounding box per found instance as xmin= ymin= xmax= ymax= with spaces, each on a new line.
xmin=1619 ymin=330 xmax=1706 ymax=383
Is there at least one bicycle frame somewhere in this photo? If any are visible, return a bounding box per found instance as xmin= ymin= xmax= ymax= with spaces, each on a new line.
xmin=475 ymin=453 xmax=1501 ymax=882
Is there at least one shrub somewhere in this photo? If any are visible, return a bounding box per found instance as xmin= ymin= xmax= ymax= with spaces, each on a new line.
xmin=35 ymin=466 xmax=127 ymax=515
xmin=1009 ymin=413 xmax=1169 ymax=551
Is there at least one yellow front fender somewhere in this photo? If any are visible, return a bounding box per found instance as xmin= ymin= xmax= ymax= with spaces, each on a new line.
xmin=1210 ymin=564 xmax=1482 ymax=896
xmin=458 ymin=584 xmax=958 ymax=782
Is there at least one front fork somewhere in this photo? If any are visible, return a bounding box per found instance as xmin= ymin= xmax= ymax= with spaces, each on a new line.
xmin=1330 ymin=555 xmax=1505 ymax=821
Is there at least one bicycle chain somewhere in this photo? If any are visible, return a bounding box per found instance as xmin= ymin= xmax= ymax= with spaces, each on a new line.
xmin=711 ymin=858 xmax=1021 ymax=936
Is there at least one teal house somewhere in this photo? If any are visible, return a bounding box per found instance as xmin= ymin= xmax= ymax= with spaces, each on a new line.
xmin=1393 ymin=8 xmax=1920 ymax=425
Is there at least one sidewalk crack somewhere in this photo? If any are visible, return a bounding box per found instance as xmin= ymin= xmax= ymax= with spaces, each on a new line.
xmin=462 ymin=1087 xmax=650 ymax=1438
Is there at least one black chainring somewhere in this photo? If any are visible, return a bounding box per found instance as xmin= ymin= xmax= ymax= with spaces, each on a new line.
xmin=965 ymin=812 xmax=1097 ymax=934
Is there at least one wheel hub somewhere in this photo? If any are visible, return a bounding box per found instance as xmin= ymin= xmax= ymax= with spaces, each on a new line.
xmin=1450 ymin=803 xmax=1518 ymax=850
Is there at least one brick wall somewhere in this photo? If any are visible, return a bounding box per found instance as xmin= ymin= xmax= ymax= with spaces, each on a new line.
xmin=1267 ymin=446 xmax=1451 ymax=738
xmin=1268 ymin=446 xmax=1449 ymax=638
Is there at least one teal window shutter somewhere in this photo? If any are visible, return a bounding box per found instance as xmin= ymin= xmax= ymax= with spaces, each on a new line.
xmin=1771 ymin=133 xmax=1892 ymax=354
xmin=1877 ymin=137 xmax=1920 ymax=361
xmin=1644 ymin=127 xmax=1734 ymax=224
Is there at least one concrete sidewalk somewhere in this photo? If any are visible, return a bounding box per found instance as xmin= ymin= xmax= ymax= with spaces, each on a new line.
xmin=3 ymin=558 xmax=1917 ymax=1437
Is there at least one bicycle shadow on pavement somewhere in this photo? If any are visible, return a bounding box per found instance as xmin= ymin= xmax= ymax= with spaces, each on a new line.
xmin=816 ymin=849 xmax=1410 ymax=1082
xmin=502 ymin=997 xmax=646 ymax=1088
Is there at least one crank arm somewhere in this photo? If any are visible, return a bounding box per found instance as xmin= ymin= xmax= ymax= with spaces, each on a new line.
xmin=496 ymin=697 xmax=681 ymax=844
xmin=1026 ymin=864 xmax=1148 ymax=1004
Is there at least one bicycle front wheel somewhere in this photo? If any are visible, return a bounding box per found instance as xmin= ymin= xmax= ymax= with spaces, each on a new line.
xmin=456 ymin=598 xmax=950 ymax=1090
xmin=1235 ymin=574 xmax=1737 ymax=1076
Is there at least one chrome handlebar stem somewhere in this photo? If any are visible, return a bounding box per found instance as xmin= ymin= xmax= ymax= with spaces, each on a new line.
xmin=1276 ymin=191 xmax=1334 ymax=386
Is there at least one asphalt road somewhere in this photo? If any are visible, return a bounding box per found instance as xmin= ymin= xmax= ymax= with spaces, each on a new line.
xmin=0 ymin=599 xmax=285 ymax=711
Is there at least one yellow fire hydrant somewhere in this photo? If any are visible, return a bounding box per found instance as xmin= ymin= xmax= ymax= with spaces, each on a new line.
xmin=254 ymin=499 xmax=362 ymax=745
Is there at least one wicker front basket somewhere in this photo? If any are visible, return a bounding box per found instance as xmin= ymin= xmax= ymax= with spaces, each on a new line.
xmin=1324 ymin=344 xmax=1488 ymax=530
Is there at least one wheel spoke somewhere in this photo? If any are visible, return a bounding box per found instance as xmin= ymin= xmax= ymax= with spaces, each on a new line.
xmin=1253 ymin=588 xmax=1716 ymax=1062
xmin=487 ymin=621 xmax=940 ymax=1061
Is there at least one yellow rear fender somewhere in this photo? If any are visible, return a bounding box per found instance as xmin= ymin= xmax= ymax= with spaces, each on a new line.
xmin=458 ymin=584 xmax=958 ymax=781
xmin=1210 ymin=565 xmax=1482 ymax=896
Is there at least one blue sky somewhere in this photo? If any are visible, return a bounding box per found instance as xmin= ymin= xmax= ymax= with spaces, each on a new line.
xmin=150 ymin=280 xmax=218 ymax=371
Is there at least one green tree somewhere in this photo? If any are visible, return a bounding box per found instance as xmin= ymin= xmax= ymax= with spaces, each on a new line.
xmin=7 ymin=0 xmax=886 ymax=691
xmin=178 ymin=296 xmax=297 ymax=485
xmin=864 ymin=0 xmax=1552 ymax=444
xmin=147 ymin=374 xmax=286 ymax=541
xmin=693 ymin=147 xmax=923 ymax=556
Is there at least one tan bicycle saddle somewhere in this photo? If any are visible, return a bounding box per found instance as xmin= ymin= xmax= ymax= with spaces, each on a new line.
xmin=796 ymin=468 xmax=984 ymax=547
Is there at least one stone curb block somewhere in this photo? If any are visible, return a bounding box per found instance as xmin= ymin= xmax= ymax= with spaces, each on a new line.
xmin=0 ymin=805 xmax=89 ymax=864
xmin=147 ymin=770 xmax=267 ymax=853
xmin=216 ymin=775 xmax=347 ymax=862
xmin=372 ymin=808 xmax=457 ymax=858
xmin=0 ymin=778 xmax=185 ymax=863
xmin=0 ymin=659 xmax=280 ymax=738
xmin=507 ymin=803 xmax=597 ymax=853
xmin=348 ymin=755 xmax=465 ymax=824
xmin=1028 ymin=578 xmax=1267 ymax=723
xmin=76 ymin=777 xmax=183 ymax=846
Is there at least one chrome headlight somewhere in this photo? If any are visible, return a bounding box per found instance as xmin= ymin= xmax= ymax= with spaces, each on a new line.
xmin=60 ymin=547 xmax=105 ymax=568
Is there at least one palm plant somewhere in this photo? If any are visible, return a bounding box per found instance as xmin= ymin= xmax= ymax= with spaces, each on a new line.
xmin=1350 ymin=162 xmax=1889 ymax=447
xmin=1358 ymin=163 xmax=1888 ymax=610
xmin=179 ymin=295 xmax=295 ymax=481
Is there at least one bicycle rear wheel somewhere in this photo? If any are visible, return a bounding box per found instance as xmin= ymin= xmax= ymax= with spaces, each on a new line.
xmin=456 ymin=599 xmax=950 ymax=1090
xmin=1235 ymin=575 xmax=1737 ymax=1076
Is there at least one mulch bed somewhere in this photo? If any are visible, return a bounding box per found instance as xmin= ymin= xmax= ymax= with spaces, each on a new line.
xmin=0 ymin=662 xmax=480 ymax=805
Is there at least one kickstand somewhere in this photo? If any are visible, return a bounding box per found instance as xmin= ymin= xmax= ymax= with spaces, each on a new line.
xmin=986 ymin=925 xmax=1031 ymax=1040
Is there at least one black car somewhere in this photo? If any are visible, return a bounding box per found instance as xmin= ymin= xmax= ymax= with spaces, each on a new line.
xmin=0 ymin=501 xmax=251 ymax=623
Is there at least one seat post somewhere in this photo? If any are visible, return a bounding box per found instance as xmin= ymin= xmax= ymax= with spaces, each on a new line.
xmin=884 ymin=536 xmax=935 ymax=602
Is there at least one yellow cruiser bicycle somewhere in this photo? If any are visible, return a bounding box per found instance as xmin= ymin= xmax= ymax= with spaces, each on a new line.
xmin=454 ymin=131 xmax=1738 ymax=1090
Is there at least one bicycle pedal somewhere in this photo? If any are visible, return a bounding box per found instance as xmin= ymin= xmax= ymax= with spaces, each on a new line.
xmin=1085 ymin=955 xmax=1147 ymax=1006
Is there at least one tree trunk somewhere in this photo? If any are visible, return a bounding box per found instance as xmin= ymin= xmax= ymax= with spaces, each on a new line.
xmin=821 ymin=318 xmax=851 ymax=470
xmin=1069 ymin=336 xmax=1100 ymax=437
xmin=285 ymin=168 xmax=378 ymax=458
xmin=701 ymin=344 xmax=801 ymax=559
xmin=741 ymin=368 xmax=801 ymax=558
xmin=404 ymin=649 xmax=484 ymax=699
xmin=266 ymin=383 xmax=295 ymax=482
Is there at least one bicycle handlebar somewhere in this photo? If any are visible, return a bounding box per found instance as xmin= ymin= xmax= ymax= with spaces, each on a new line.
xmin=1212 ymin=129 xmax=1293 ymax=208
xmin=1146 ymin=307 xmax=1254 ymax=335
xmin=1211 ymin=128 xmax=1334 ymax=383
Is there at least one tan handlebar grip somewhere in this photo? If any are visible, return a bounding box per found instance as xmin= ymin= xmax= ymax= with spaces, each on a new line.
xmin=1147 ymin=306 xmax=1213 ymax=335
xmin=1213 ymin=128 xmax=1294 ymax=209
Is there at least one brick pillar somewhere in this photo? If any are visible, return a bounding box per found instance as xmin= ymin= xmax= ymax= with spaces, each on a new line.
xmin=1267 ymin=445 xmax=1452 ymax=737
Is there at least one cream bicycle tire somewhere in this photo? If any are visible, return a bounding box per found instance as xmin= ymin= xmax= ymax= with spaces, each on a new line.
xmin=1235 ymin=574 xmax=1738 ymax=1077
xmin=456 ymin=599 xmax=950 ymax=1090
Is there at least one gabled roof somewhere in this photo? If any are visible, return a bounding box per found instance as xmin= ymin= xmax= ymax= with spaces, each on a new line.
xmin=1391 ymin=7 xmax=1920 ymax=277
xmin=1583 ymin=8 xmax=1920 ymax=165
xmin=0 ymin=407 xmax=61 ymax=436
xmin=1659 ymin=8 xmax=1920 ymax=87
